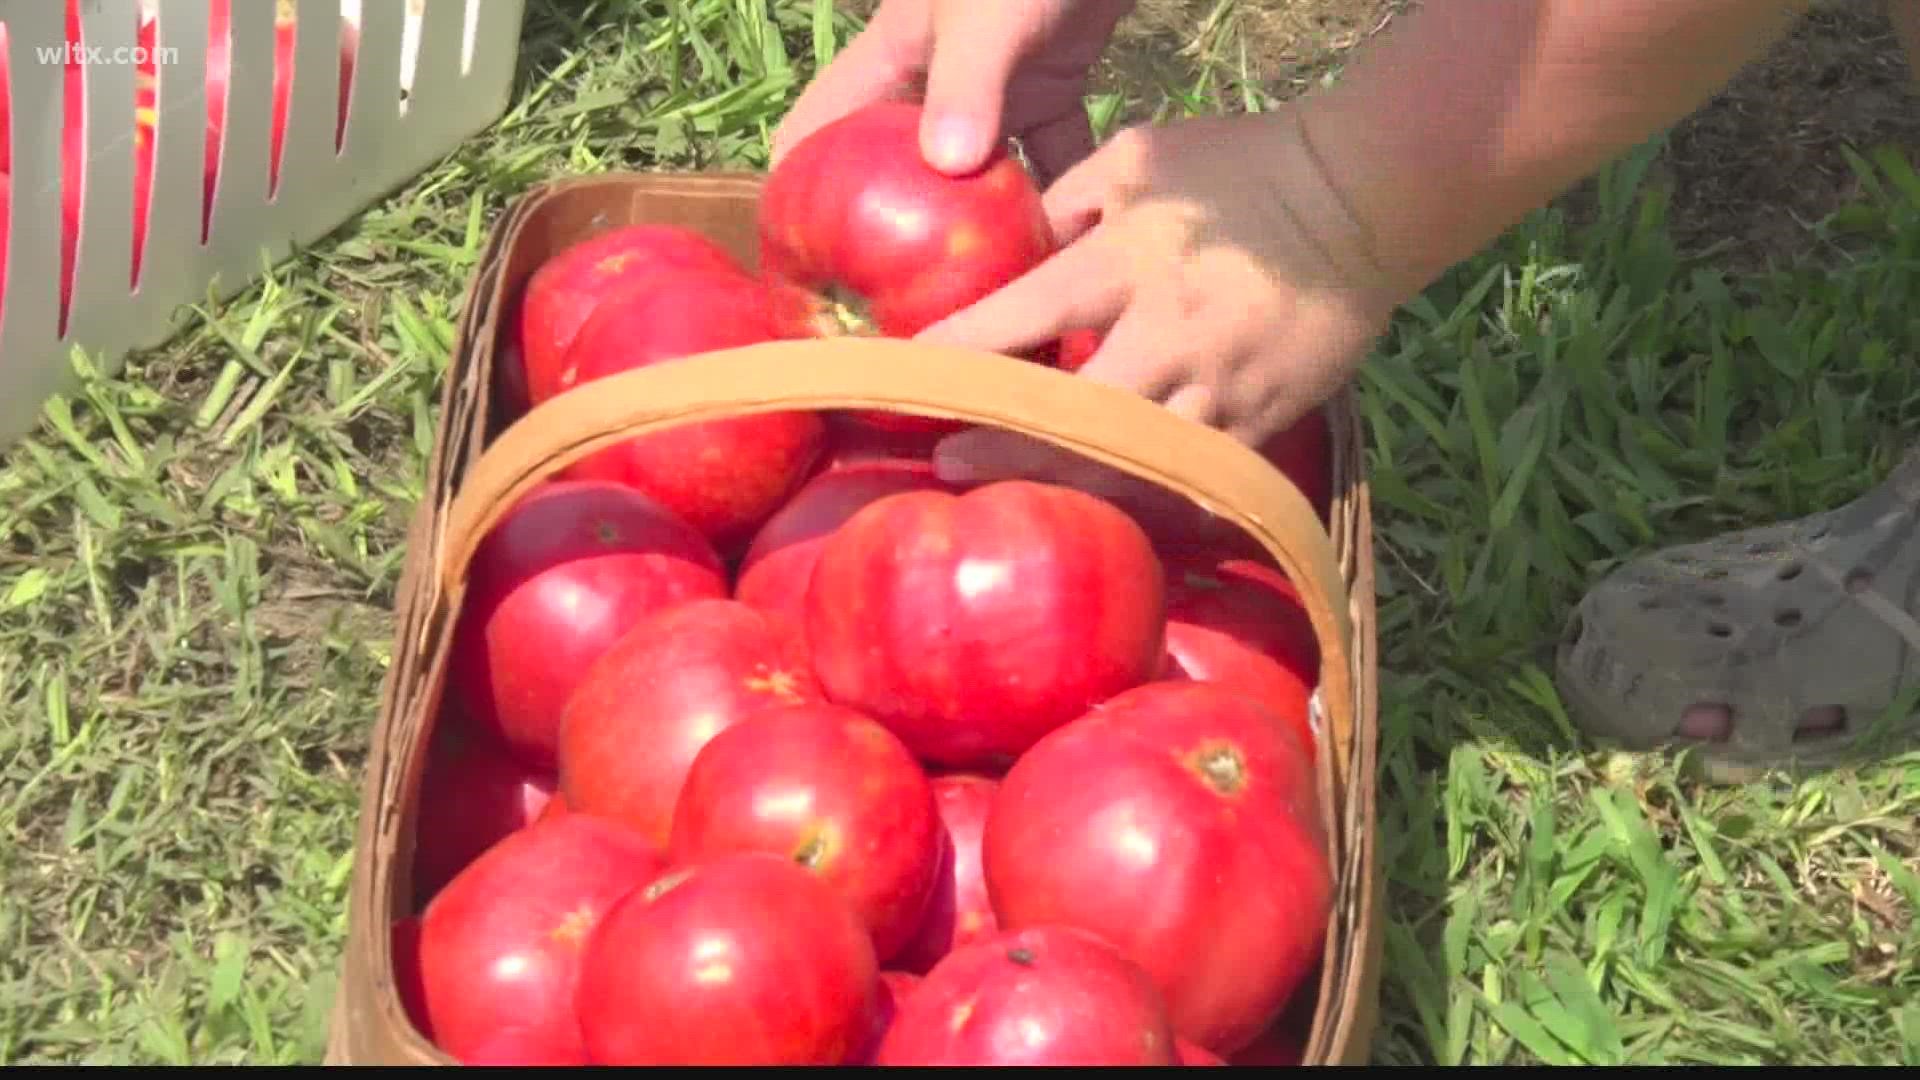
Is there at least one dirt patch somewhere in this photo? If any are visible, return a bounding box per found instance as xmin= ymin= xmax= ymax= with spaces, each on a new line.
xmin=1656 ymin=1 xmax=1920 ymax=266
xmin=1112 ymin=0 xmax=1407 ymax=99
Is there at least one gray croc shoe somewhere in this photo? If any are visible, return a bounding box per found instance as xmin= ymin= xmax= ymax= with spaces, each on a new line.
xmin=1554 ymin=449 xmax=1920 ymax=782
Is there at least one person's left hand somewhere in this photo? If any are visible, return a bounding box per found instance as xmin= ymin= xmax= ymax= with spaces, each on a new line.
xmin=916 ymin=110 xmax=1408 ymax=498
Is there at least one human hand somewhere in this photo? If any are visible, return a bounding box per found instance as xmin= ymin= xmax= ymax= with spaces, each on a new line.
xmin=771 ymin=0 xmax=1136 ymax=184
xmin=918 ymin=110 xmax=1409 ymax=498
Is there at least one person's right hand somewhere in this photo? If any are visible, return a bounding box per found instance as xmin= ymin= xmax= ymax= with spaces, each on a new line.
xmin=770 ymin=0 xmax=1137 ymax=185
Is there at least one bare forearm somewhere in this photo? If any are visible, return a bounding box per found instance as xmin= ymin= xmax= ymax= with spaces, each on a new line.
xmin=1294 ymin=0 xmax=1808 ymax=292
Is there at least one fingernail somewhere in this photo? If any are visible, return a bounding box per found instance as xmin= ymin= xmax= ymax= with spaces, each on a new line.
xmin=922 ymin=113 xmax=982 ymax=174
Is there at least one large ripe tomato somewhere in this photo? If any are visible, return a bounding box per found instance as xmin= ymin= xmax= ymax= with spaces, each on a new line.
xmin=391 ymin=916 xmax=432 ymax=1043
xmin=128 ymin=7 xmax=192 ymax=254
xmin=1229 ymin=1024 xmax=1307 ymax=1066
xmin=152 ymin=1 xmax=353 ymax=234
xmin=515 ymin=225 xmax=746 ymax=407
xmin=0 ymin=175 xmax=10 ymax=322
xmin=822 ymin=413 xmax=950 ymax=469
xmin=557 ymin=598 xmax=821 ymax=848
xmin=733 ymin=460 xmax=953 ymax=632
xmin=459 ymin=1028 xmax=593 ymax=1066
xmin=59 ymin=0 xmax=81 ymax=323
xmin=890 ymin=773 xmax=999 ymax=975
xmin=1259 ymin=406 xmax=1332 ymax=522
xmin=533 ymin=790 xmax=570 ymax=825
xmin=549 ymin=266 xmax=812 ymax=398
xmin=806 ymin=480 xmax=1166 ymax=769
xmin=334 ymin=9 xmax=358 ymax=148
xmin=1176 ymin=1038 xmax=1228 ymax=1065
xmin=576 ymin=852 xmax=879 ymax=1065
xmin=417 ymin=814 xmax=667 ymax=1063
xmin=668 ymin=701 xmax=942 ymax=964
xmin=132 ymin=61 xmax=154 ymax=285
xmin=268 ymin=0 xmax=296 ymax=190
xmin=199 ymin=0 xmax=231 ymax=238
xmin=982 ymin=681 xmax=1330 ymax=1056
xmin=410 ymin=720 xmax=557 ymax=905
xmin=448 ymin=479 xmax=728 ymax=770
xmin=874 ymin=925 xmax=1178 ymax=1065
xmin=1052 ymin=328 xmax=1102 ymax=373
xmin=758 ymin=101 xmax=1058 ymax=434
xmin=556 ymin=270 xmax=826 ymax=551
xmin=847 ymin=971 xmax=923 ymax=1065
xmin=1 ymin=23 xmax=10 ymax=175
xmin=758 ymin=101 xmax=1053 ymax=340
xmin=1162 ymin=558 xmax=1320 ymax=763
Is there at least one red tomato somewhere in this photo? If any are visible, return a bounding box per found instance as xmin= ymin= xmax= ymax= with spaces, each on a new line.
xmin=556 ymin=270 xmax=826 ymax=551
xmin=447 ymin=479 xmax=728 ymax=770
xmin=0 ymin=175 xmax=10 ymax=322
xmin=459 ymin=1027 xmax=592 ymax=1066
xmin=390 ymin=916 xmax=432 ymax=1043
xmin=576 ymin=852 xmax=879 ymax=1065
xmin=1176 ymin=1038 xmax=1228 ymax=1065
xmin=533 ymin=790 xmax=570 ymax=825
xmin=514 ymin=225 xmax=745 ymax=406
xmin=891 ymin=773 xmax=999 ymax=974
xmin=1258 ymin=406 xmax=1332 ymax=523
xmin=669 ymin=701 xmax=942 ymax=964
xmin=848 ymin=971 xmax=923 ymax=1065
xmin=0 ymin=23 xmax=10 ymax=175
xmin=759 ymin=101 xmax=1053 ymax=340
xmin=1229 ymin=1024 xmax=1307 ymax=1066
xmin=758 ymin=101 xmax=1058 ymax=435
xmin=269 ymin=0 xmax=295 ymax=190
xmin=143 ymin=2 xmax=352 ymax=236
xmin=822 ymin=413 xmax=950 ymax=468
xmin=982 ymin=681 xmax=1330 ymax=1056
xmin=1052 ymin=328 xmax=1101 ymax=373
xmin=557 ymin=598 xmax=821 ymax=848
xmin=59 ymin=0 xmax=81 ymax=323
xmin=806 ymin=480 xmax=1166 ymax=769
xmin=334 ymin=12 xmax=358 ymax=148
xmin=550 ymin=267 xmax=812 ymax=397
xmin=1161 ymin=558 xmax=1320 ymax=763
xmin=410 ymin=721 xmax=557 ymax=905
xmin=132 ymin=71 xmax=154 ymax=285
xmin=200 ymin=0 xmax=231 ymax=238
xmin=417 ymin=814 xmax=667 ymax=1063
xmin=130 ymin=11 xmax=173 ymax=281
xmin=733 ymin=460 xmax=953 ymax=631
xmin=874 ymin=925 xmax=1178 ymax=1065
xmin=56 ymin=0 xmax=172 ymax=297
xmin=1127 ymin=501 xmax=1277 ymax=571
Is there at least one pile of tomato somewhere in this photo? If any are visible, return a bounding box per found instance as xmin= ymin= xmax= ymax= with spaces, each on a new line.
xmin=0 ymin=0 xmax=358 ymax=327
xmin=386 ymin=101 xmax=1339 ymax=1067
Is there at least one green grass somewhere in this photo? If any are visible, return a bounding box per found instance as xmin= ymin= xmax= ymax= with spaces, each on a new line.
xmin=2 ymin=0 xmax=1918 ymax=1065
xmin=1363 ymin=137 xmax=1920 ymax=1065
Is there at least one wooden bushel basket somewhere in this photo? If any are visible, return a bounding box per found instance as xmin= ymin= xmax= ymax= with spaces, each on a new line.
xmin=323 ymin=172 xmax=1385 ymax=1066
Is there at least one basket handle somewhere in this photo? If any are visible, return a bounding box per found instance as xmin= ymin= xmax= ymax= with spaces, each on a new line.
xmin=435 ymin=339 xmax=1359 ymax=781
